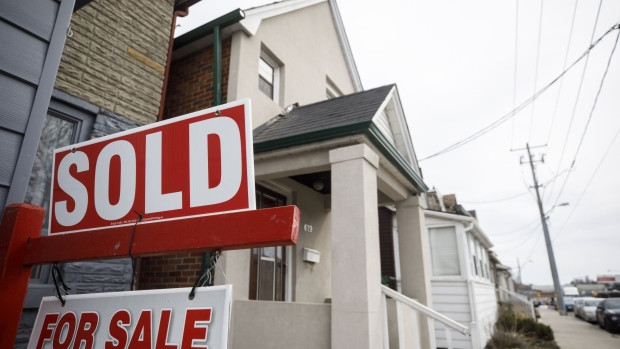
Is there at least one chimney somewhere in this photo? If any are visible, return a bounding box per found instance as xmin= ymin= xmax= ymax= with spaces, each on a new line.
xmin=443 ymin=194 xmax=458 ymax=213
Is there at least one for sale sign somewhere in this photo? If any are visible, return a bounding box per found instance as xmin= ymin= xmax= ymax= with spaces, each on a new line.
xmin=28 ymin=286 xmax=231 ymax=349
xmin=49 ymin=99 xmax=254 ymax=234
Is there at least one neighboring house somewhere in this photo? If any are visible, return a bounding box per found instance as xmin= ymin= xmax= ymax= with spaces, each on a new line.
xmin=489 ymin=251 xmax=515 ymax=295
xmin=1 ymin=0 xmax=198 ymax=346
xmin=425 ymin=190 xmax=497 ymax=349
xmin=156 ymin=0 xmax=442 ymax=347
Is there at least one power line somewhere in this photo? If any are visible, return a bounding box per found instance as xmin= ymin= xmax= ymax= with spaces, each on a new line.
xmin=492 ymin=223 xmax=541 ymax=244
xmin=550 ymin=26 xmax=619 ymax=209
xmin=419 ymin=23 xmax=619 ymax=162
xmin=528 ymin=0 xmax=545 ymax=142
xmin=546 ymin=0 xmax=604 ymax=205
xmin=460 ymin=190 xmax=530 ymax=204
xmin=545 ymin=0 xmax=579 ymax=146
xmin=511 ymin=0 xmax=520 ymax=149
xmin=553 ymin=123 xmax=620 ymax=243
xmin=492 ymin=218 xmax=540 ymax=237
xmin=552 ymin=60 xmax=620 ymax=243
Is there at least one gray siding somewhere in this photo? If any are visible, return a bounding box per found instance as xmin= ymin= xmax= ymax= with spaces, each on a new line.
xmin=0 ymin=0 xmax=75 ymax=221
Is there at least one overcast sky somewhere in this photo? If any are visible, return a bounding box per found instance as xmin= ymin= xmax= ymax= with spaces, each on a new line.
xmin=177 ymin=0 xmax=620 ymax=286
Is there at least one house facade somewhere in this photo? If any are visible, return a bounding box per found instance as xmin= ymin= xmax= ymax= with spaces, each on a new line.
xmin=425 ymin=191 xmax=498 ymax=349
xmin=157 ymin=0 xmax=439 ymax=347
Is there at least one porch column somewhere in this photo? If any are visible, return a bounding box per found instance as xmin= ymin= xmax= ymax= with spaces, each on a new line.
xmin=396 ymin=195 xmax=435 ymax=348
xmin=329 ymin=144 xmax=383 ymax=348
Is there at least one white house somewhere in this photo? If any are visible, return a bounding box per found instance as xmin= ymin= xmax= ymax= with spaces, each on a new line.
xmin=425 ymin=190 xmax=498 ymax=349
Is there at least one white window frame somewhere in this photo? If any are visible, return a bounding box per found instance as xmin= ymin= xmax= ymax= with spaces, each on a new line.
xmin=259 ymin=50 xmax=281 ymax=104
xmin=428 ymin=226 xmax=462 ymax=277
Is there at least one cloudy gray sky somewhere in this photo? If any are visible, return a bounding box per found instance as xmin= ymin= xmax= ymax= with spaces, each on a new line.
xmin=177 ymin=0 xmax=620 ymax=286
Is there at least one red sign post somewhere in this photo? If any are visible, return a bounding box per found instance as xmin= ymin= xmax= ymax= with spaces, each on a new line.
xmin=0 ymin=100 xmax=300 ymax=347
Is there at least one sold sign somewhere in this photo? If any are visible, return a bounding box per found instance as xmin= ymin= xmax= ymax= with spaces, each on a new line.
xmin=49 ymin=99 xmax=255 ymax=234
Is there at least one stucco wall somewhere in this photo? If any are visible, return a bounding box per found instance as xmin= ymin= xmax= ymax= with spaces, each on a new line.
xmin=231 ymin=300 xmax=331 ymax=348
xmin=55 ymin=0 xmax=174 ymax=125
xmin=278 ymin=178 xmax=332 ymax=303
xmin=228 ymin=1 xmax=357 ymax=127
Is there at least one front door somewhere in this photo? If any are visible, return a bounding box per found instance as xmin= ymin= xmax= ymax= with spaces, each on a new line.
xmin=249 ymin=186 xmax=287 ymax=301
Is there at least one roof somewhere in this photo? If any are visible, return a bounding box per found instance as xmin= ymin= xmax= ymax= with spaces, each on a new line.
xmin=253 ymin=85 xmax=428 ymax=192
xmin=254 ymin=85 xmax=393 ymax=143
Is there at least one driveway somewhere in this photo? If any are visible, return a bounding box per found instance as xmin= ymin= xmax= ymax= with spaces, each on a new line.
xmin=538 ymin=306 xmax=620 ymax=348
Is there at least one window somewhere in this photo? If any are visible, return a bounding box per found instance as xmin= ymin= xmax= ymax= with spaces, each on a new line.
xmin=467 ymin=232 xmax=490 ymax=280
xmin=468 ymin=234 xmax=478 ymax=276
xmin=258 ymin=51 xmax=281 ymax=103
xmin=249 ymin=186 xmax=287 ymax=301
xmin=25 ymin=98 xmax=94 ymax=283
xmin=429 ymin=226 xmax=460 ymax=276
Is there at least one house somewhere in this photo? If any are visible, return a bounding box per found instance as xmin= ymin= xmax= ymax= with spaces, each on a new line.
xmin=425 ymin=190 xmax=497 ymax=349
xmin=155 ymin=0 xmax=444 ymax=347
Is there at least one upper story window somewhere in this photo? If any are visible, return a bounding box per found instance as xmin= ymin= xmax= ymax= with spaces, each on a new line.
xmin=258 ymin=50 xmax=281 ymax=104
xmin=429 ymin=226 xmax=461 ymax=276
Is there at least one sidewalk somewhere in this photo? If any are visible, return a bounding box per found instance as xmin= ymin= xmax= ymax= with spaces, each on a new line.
xmin=538 ymin=306 xmax=620 ymax=349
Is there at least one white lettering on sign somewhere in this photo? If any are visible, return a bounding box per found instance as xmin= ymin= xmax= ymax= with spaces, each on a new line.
xmin=144 ymin=132 xmax=182 ymax=214
xmin=55 ymin=152 xmax=89 ymax=226
xmin=94 ymin=140 xmax=136 ymax=221
xmin=189 ymin=117 xmax=242 ymax=207
xmin=49 ymin=99 xmax=255 ymax=234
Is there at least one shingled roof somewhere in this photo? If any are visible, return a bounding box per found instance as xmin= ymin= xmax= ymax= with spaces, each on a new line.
xmin=253 ymin=84 xmax=428 ymax=192
xmin=254 ymin=84 xmax=394 ymax=151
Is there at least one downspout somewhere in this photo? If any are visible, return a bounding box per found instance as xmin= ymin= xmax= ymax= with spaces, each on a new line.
xmin=158 ymin=9 xmax=189 ymax=121
xmin=213 ymin=25 xmax=222 ymax=106
xmin=464 ymin=222 xmax=481 ymax=348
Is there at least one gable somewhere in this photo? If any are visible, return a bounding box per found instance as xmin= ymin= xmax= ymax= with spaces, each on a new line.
xmin=240 ymin=0 xmax=362 ymax=92
xmin=369 ymin=86 xmax=420 ymax=172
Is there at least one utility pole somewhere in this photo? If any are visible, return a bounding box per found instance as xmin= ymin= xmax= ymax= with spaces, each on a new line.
xmin=517 ymin=257 xmax=522 ymax=285
xmin=521 ymin=143 xmax=566 ymax=315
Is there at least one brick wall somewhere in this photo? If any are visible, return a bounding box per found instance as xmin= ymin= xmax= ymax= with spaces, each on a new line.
xmin=162 ymin=37 xmax=232 ymax=119
xmin=138 ymin=253 xmax=204 ymax=289
xmin=55 ymin=0 xmax=174 ymax=125
xmin=139 ymin=37 xmax=232 ymax=289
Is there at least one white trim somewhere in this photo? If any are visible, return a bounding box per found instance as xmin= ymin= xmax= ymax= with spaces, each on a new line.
xmin=328 ymin=0 xmax=363 ymax=91
xmin=241 ymin=0 xmax=326 ymax=36
xmin=425 ymin=210 xmax=493 ymax=248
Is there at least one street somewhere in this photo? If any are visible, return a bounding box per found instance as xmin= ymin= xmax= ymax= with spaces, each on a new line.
xmin=538 ymin=306 xmax=620 ymax=348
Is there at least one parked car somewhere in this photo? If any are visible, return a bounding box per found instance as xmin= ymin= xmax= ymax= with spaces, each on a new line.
xmin=573 ymin=297 xmax=585 ymax=318
xmin=596 ymin=298 xmax=620 ymax=332
xmin=581 ymin=298 xmax=602 ymax=323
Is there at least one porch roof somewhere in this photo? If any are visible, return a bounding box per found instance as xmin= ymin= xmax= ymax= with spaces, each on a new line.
xmin=253 ymin=85 xmax=428 ymax=192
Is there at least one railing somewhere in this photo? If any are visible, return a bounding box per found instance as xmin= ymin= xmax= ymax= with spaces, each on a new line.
xmin=381 ymin=285 xmax=470 ymax=349
xmin=498 ymin=287 xmax=536 ymax=319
